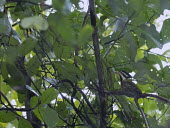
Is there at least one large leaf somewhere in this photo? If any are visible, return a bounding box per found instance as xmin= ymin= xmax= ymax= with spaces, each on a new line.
xmin=18 ymin=118 xmax=33 ymax=128
xmin=5 ymin=46 xmax=18 ymax=64
xmin=53 ymin=43 xmax=74 ymax=59
xmin=48 ymin=13 xmax=76 ymax=44
xmin=41 ymin=106 xmax=58 ymax=127
xmin=18 ymin=37 xmax=37 ymax=56
xmin=0 ymin=13 xmax=11 ymax=35
xmin=27 ymin=55 xmax=40 ymax=76
xmin=0 ymin=111 xmax=16 ymax=123
xmin=78 ymin=25 xmax=93 ymax=46
xmin=4 ymin=63 xmax=26 ymax=93
xmin=141 ymin=24 xmax=163 ymax=48
xmin=40 ymin=87 xmax=58 ymax=104
xmin=21 ymin=15 xmax=48 ymax=30
xmin=54 ymin=61 xmax=83 ymax=81
xmin=160 ymin=19 xmax=170 ymax=44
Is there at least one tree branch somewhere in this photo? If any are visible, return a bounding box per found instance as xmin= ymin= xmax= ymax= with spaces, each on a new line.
xmin=142 ymin=93 xmax=170 ymax=104
xmin=89 ymin=0 xmax=106 ymax=127
xmin=107 ymin=90 xmax=170 ymax=104
xmin=0 ymin=101 xmax=40 ymax=112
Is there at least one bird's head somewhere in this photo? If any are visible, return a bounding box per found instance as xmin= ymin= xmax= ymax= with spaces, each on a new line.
xmin=114 ymin=70 xmax=132 ymax=81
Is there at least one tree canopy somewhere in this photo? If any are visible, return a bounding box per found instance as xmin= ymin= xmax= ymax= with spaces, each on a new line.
xmin=0 ymin=0 xmax=170 ymax=128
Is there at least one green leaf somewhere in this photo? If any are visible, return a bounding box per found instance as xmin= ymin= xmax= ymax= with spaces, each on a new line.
xmin=53 ymin=43 xmax=74 ymax=59
xmin=0 ymin=111 xmax=16 ymax=123
xmin=1 ymin=62 xmax=8 ymax=79
xmin=52 ymin=0 xmax=65 ymax=10
xmin=21 ymin=15 xmax=48 ymax=30
xmin=148 ymin=117 xmax=160 ymax=128
xmin=11 ymin=29 xmax=22 ymax=44
xmin=9 ymin=35 xmax=20 ymax=46
xmin=125 ymin=32 xmax=137 ymax=60
xmin=4 ymin=63 xmax=26 ymax=93
xmin=41 ymin=106 xmax=58 ymax=127
xmin=18 ymin=118 xmax=33 ymax=128
xmin=147 ymin=54 xmax=163 ymax=68
xmin=54 ymin=61 xmax=83 ymax=82
xmin=30 ymin=96 xmax=40 ymax=108
xmin=78 ymin=25 xmax=93 ymax=46
xmin=128 ymin=0 xmax=144 ymax=12
xmin=134 ymin=62 xmax=155 ymax=83
xmin=5 ymin=47 xmax=18 ymax=64
xmin=56 ymin=101 xmax=68 ymax=118
xmin=27 ymin=56 xmax=40 ymax=76
xmin=47 ymin=13 xmax=76 ymax=44
xmin=30 ymin=97 xmax=43 ymax=121
xmin=143 ymin=99 xmax=157 ymax=116
xmin=161 ymin=66 xmax=170 ymax=84
xmin=160 ymin=19 xmax=170 ymax=44
xmin=141 ymin=24 xmax=162 ymax=48
xmin=0 ymin=14 xmax=11 ymax=35
xmin=18 ymin=37 xmax=37 ymax=56
xmin=157 ymin=87 xmax=170 ymax=99
xmin=135 ymin=49 xmax=144 ymax=62
xmin=40 ymin=87 xmax=58 ymax=104
xmin=53 ymin=42 xmax=63 ymax=59
xmin=18 ymin=93 xmax=26 ymax=103
xmin=5 ymin=63 xmax=25 ymax=86
xmin=138 ymin=83 xmax=154 ymax=93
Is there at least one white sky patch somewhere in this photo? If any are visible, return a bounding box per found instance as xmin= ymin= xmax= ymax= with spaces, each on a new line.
xmin=151 ymin=9 xmax=170 ymax=67
xmin=79 ymin=0 xmax=89 ymax=11
xmin=45 ymin=0 xmax=52 ymax=5
xmin=11 ymin=99 xmax=17 ymax=106
xmin=155 ymin=9 xmax=170 ymax=32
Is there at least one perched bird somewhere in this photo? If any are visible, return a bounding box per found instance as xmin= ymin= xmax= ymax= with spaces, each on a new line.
xmin=115 ymin=70 xmax=142 ymax=98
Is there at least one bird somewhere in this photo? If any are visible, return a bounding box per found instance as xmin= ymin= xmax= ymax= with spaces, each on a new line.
xmin=114 ymin=70 xmax=142 ymax=98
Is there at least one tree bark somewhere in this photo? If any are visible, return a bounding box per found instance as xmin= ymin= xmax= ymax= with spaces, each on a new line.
xmin=88 ymin=0 xmax=106 ymax=127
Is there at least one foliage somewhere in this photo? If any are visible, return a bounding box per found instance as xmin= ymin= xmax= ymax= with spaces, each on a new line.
xmin=0 ymin=0 xmax=170 ymax=128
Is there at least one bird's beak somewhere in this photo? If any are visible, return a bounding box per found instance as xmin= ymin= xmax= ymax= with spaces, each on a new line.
xmin=113 ymin=71 xmax=119 ymax=75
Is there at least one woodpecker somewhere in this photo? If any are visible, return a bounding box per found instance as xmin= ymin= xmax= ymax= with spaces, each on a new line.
xmin=115 ymin=70 xmax=142 ymax=98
